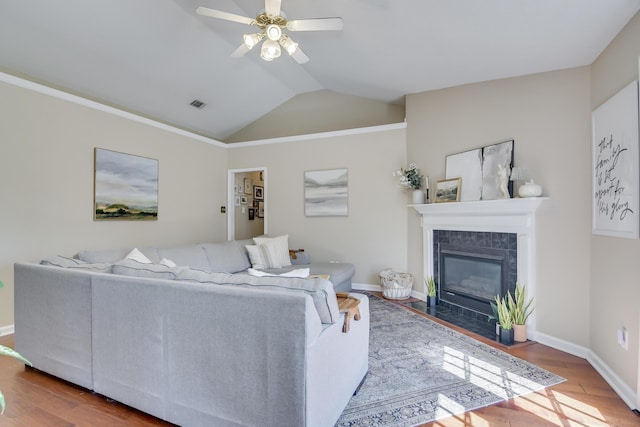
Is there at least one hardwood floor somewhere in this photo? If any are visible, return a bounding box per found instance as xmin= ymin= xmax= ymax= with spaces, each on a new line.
xmin=1 ymin=300 xmax=639 ymax=426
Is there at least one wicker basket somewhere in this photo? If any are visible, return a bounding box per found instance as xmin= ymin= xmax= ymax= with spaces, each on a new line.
xmin=379 ymin=269 xmax=413 ymax=300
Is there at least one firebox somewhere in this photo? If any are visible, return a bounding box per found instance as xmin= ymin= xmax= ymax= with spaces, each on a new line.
xmin=433 ymin=230 xmax=517 ymax=317
xmin=438 ymin=243 xmax=510 ymax=315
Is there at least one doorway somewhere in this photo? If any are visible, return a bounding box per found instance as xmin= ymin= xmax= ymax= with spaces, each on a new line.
xmin=227 ymin=168 xmax=267 ymax=240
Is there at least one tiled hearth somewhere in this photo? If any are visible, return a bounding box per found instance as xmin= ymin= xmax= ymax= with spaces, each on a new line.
xmin=405 ymin=299 xmax=499 ymax=340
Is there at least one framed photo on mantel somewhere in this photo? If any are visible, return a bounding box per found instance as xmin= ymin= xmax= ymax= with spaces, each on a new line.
xmin=435 ymin=178 xmax=461 ymax=203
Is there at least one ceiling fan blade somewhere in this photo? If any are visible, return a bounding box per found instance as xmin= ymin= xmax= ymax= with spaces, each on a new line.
xmin=264 ymin=0 xmax=281 ymax=17
xmin=291 ymin=46 xmax=309 ymax=64
xmin=287 ymin=17 xmax=343 ymax=32
xmin=231 ymin=43 xmax=251 ymax=58
xmin=196 ymin=6 xmax=255 ymax=26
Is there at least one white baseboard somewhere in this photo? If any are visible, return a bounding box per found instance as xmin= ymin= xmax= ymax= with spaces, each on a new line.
xmin=352 ymin=283 xmax=381 ymax=292
xmin=0 ymin=324 xmax=15 ymax=337
xmin=534 ymin=331 xmax=590 ymax=359
xmin=534 ymin=331 xmax=637 ymax=408
xmin=586 ymin=350 xmax=637 ymax=410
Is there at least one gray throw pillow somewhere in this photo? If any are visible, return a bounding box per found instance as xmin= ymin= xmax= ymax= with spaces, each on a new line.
xmin=201 ymin=241 xmax=251 ymax=273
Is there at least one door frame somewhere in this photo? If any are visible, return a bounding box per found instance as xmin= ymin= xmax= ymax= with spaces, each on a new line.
xmin=227 ymin=167 xmax=267 ymax=240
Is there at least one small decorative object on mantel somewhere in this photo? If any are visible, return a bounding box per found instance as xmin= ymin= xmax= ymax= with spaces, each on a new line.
xmin=435 ymin=178 xmax=461 ymax=203
xmin=497 ymin=164 xmax=510 ymax=199
xmin=393 ymin=163 xmax=425 ymax=204
xmin=518 ymin=180 xmax=543 ymax=198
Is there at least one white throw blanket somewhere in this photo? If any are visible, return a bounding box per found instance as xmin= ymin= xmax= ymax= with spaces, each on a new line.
xmin=247 ymin=268 xmax=310 ymax=278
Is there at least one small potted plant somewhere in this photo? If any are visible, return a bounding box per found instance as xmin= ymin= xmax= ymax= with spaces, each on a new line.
xmin=494 ymin=294 xmax=514 ymax=345
xmin=487 ymin=301 xmax=500 ymax=335
xmin=393 ymin=163 xmax=425 ymax=204
xmin=507 ymin=282 xmax=535 ymax=342
xmin=425 ymin=277 xmax=437 ymax=308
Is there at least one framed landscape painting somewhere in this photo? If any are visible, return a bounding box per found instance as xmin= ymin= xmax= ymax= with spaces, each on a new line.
xmin=435 ymin=178 xmax=462 ymax=203
xmin=304 ymin=168 xmax=348 ymax=217
xmin=94 ymin=148 xmax=158 ymax=220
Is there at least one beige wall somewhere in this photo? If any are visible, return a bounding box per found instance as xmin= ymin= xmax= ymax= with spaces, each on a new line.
xmin=590 ymin=12 xmax=640 ymax=395
xmin=227 ymin=126 xmax=408 ymax=285
xmin=225 ymin=90 xmax=406 ymax=143
xmin=0 ymin=81 xmax=228 ymax=327
xmin=406 ymin=67 xmax=593 ymax=347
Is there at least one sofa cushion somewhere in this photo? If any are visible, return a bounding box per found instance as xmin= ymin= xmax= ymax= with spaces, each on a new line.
xmin=76 ymin=248 xmax=130 ymax=264
xmin=176 ymin=268 xmax=339 ymax=324
xmin=41 ymin=255 xmax=112 ymax=273
xmin=253 ymin=235 xmax=292 ymax=268
xmin=112 ymin=258 xmax=180 ymax=280
xmin=156 ymin=245 xmax=210 ymax=271
xmin=202 ymin=241 xmax=251 ymax=273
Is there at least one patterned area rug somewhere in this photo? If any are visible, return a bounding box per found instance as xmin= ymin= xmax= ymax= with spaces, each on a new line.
xmin=336 ymin=295 xmax=564 ymax=427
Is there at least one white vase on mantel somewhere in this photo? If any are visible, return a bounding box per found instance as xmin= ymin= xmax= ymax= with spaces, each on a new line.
xmin=518 ymin=180 xmax=543 ymax=198
xmin=412 ymin=189 xmax=425 ymax=204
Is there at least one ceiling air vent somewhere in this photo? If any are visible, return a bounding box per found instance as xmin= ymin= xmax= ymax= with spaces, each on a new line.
xmin=189 ymin=99 xmax=206 ymax=109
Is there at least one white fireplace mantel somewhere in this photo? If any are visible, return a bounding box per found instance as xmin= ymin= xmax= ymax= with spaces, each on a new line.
xmin=412 ymin=197 xmax=548 ymax=339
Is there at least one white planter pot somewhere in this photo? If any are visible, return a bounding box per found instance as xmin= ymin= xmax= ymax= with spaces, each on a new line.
xmin=412 ymin=189 xmax=425 ymax=204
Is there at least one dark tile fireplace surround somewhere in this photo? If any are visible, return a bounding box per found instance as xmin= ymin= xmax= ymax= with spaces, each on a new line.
xmin=406 ymin=230 xmax=518 ymax=344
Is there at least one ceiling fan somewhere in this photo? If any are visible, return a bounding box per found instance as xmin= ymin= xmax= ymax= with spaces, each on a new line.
xmin=196 ymin=0 xmax=343 ymax=64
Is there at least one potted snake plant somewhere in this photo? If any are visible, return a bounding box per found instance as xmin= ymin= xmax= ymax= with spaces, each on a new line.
xmin=494 ymin=294 xmax=514 ymax=345
xmin=425 ymin=277 xmax=437 ymax=308
xmin=507 ymin=282 xmax=535 ymax=342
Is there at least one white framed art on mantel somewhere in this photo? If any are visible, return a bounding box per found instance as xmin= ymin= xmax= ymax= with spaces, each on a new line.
xmin=591 ymin=79 xmax=640 ymax=239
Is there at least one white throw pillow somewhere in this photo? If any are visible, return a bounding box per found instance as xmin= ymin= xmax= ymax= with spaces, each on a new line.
xmin=247 ymin=239 xmax=287 ymax=269
xmin=253 ymin=235 xmax=292 ymax=268
xmin=126 ymin=248 xmax=152 ymax=264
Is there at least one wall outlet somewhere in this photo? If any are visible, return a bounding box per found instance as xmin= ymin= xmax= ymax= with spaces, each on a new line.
xmin=617 ymin=327 xmax=629 ymax=351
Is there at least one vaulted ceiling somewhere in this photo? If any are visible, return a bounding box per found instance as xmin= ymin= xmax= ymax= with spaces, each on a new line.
xmin=2 ymin=0 xmax=639 ymax=142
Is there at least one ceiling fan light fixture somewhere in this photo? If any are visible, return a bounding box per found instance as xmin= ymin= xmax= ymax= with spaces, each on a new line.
xmin=265 ymin=24 xmax=282 ymax=41
xmin=279 ymin=35 xmax=298 ymax=55
xmin=260 ymin=39 xmax=281 ymax=61
xmin=243 ymin=33 xmax=264 ymax=49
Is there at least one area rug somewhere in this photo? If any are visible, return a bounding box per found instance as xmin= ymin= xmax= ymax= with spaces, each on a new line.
xmin=336 ymin=295 xmax=564 ymax=427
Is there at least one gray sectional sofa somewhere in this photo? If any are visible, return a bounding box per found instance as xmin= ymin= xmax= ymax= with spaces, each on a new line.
xmin=14 ymin=239 xmax=368 ymax=427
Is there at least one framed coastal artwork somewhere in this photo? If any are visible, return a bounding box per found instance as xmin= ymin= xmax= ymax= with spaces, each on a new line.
xmin=304 ymin=168 xmax=348 ymax=217
xmin=94 ymin=148 xmax=158 ymax=220
xmin=591 ymin=80 xmax=639 ymax=239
